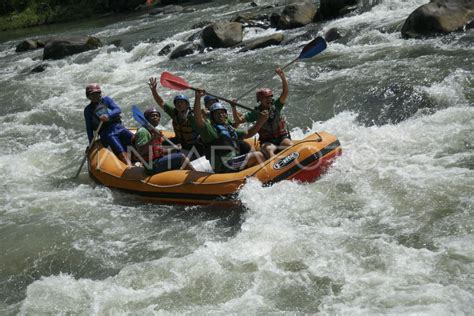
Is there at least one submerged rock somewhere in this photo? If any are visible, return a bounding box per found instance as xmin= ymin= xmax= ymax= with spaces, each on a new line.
xmin=355 ymin=83 xmax=436 ymax=126
xmin=30 ymin=63 xmax=49 ymax=73
xmin=170 ymin=42 xmax=204 ymax=59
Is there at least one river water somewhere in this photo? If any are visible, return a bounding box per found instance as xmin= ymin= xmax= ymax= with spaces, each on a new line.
xmin=0 ymin=0 xmax=472 ymax=314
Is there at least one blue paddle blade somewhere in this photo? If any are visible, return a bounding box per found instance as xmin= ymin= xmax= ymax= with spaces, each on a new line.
xmin=132 ymin=105 xmax=148 ymax=127
xmin=298 ymin=36 xmax=327 ymax=59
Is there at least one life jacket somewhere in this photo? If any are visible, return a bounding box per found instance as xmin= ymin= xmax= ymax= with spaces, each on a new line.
xmin=256 ymin=104 xmax=288 ymax=142
xmin=172 ymin=110 xmax=198 ymax=148
xmin=92 ymin=100 xmax=122 ymax=130
xmin=136 ymin=129 xmax=165 ymax=161
xmin=204 ymin=123 xmax=240 ymax=161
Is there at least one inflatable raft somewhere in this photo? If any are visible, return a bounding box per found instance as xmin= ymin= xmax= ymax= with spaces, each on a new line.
xmin=87 ymin=131 xmax=341 ymax=205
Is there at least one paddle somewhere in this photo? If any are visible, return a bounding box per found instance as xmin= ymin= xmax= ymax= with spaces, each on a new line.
xmin=160 ymin=71 xmax=259 ymax=114
xmin=74 ymin=121 xmax=103 ymax=179
xmin=131 ymin=105 xmax=180 ymax=150
xmin=235 ymin=36 xmax=328 ymax=100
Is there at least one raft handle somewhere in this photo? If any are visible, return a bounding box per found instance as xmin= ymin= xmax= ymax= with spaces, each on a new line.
xmin=314 ymin=132 xmax=323 ymax=142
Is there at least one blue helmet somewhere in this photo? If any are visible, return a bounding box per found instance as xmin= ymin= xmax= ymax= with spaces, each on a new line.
xmin=209 ymin=102 xmax=227 ymax=113
xmin=204 ymin=95 xmax=218 ymax=104
xmin=173 ymin=94 xmax=190 ymax=106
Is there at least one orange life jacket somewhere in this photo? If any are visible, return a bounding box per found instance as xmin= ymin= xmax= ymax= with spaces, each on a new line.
xmin=258 ymin=106 xmax=289 ymax=142
xmin=137 ymin=130 xmax=165 ymax=161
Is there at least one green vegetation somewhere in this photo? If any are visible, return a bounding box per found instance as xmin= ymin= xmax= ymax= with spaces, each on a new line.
xmin=0 ymin=0 xmax=146 ymax=31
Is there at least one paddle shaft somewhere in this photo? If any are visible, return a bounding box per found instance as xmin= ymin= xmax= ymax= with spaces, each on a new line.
xmin=236 ymin=36 xmax=327 ymax=100
xmin=186 ymin=86 xmax=259 ymax=114
xmin=236 ymin=58 xmax=298 ymax=101
xmin=147 ymin=123 xmax=181 ymax=151
xmin=74 ymin=121 xmax=103 ymax=179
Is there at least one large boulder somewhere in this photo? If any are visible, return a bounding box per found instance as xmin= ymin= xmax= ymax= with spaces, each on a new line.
xmin=277 ymin=0 xmax=317 ymax=29
xmin=202 ymin=22 xmax=243 ymax=48
xmin=239 ymin=33 xmax=284 ymax=52
xmin=319 ymin=0 xmax=358 ymax=20
xmin=401 ymin=0 xmax=474 ymax=38
xmin=43 ymin=37 xmax=102 ymax=60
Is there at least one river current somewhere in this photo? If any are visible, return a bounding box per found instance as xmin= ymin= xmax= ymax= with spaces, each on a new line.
xmin=0 ymin=0 xmax=472 ymax=314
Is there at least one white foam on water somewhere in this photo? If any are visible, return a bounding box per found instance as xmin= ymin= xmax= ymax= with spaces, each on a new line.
xmin=2 ymin=0 xmax=473 ymax=314
xmin=17 ymin=105 xmax=473 ymax=314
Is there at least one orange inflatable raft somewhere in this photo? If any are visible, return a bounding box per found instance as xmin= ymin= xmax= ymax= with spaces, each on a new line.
xmin=87 ymin=130 xmax=341 ymax=205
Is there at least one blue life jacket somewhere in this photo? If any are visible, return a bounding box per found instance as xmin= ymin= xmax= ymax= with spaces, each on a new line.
xmin=214 ymin=124 xmax=239 ymax=151
xmin=92 ymin=101 xmax=121 ymax=130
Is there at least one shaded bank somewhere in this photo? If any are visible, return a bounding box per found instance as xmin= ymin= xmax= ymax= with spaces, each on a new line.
xmin=0 ymin=0 xmax=146 ymax=31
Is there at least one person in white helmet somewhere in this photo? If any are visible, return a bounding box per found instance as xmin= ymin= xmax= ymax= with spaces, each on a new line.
xmin=193 ymin=89 xmax=269 ymax=173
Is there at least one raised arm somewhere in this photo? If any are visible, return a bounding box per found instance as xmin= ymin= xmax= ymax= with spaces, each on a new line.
xmin=230 ymin=99 xmax=245 ymax=127
xmin=276 ymin=67 xmax=288 ymax=104
xmin=194 ymin=88 xmax=206 ymax=128
xmin=148 ymin=77 xmax=165 ymax=109
xmin=245 ymin=110 xmax=269 ymax=138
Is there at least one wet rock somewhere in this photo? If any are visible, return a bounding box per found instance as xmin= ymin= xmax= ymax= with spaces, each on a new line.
xmin=186 ymin=30 xmax=202 ymax=42
xmin=202 ymin=22 xmax=243 ymax=48
xmin=109 ymin=39 xmax=122 ymax=47
xmin=159 ymin=43 xmax=175 ymax=56
xmin=30 ymin=63 xmax=49 ymax=73
xmin=232 ymin=13 xmax=271 ymax=29
xmin=319 ymin=0 xmax=358 ymax=20
xmin=16 ymin=40 xmax=40 ymax=52
xmin=277 ymin=0 xmax=317 ymax=29
xmin=232 ymin=12 xmax=258 ymax=24
xmin=270 ymin=12 xmax=280 ymax=28
xmin=325 ymin=28 xmax=342 ymax=42
xmin=43 ymin=37 xmax=102 ymax=60
xmin=169 ymin=42 xmax=204 ymax=59
xmin=239 ymin=33 xmax=284 ymax=52
xmin=401 ymin=0 xmax=474 ymax=38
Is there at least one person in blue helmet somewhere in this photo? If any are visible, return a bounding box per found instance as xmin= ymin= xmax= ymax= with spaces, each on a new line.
xmin=194 ymin=89 xmax=269 ymax=173
xmin=134 ymin=107 xmax=194 ymax=174
xmin=204 ymin=94 xmax=251 ymax=155
xmin=84 ymin=84 xmax=133 ymax=167
xmin=148 ymin=77 xmax=204 ymax=159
